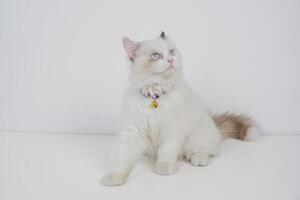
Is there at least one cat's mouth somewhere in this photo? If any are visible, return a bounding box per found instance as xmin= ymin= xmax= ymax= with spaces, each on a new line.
xmin=162 ymin=65 xmax=176 ymax=73
xmin=153 ymin=65 xmax=176 ymax=76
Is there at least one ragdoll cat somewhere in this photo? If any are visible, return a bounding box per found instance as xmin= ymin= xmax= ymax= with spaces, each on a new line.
xmin=101 ymin=32 xmax=260 ymax=186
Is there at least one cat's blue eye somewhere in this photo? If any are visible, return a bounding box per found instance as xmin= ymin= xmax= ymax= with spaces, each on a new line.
xmin=169 ymin=49 xmax=176 ymax=56
xmin=151 ymin=52 xmax=161 ymax=60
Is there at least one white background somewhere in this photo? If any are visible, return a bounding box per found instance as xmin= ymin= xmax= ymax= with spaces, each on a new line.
xmin=0 ymin=0 xmax=299 ymax=135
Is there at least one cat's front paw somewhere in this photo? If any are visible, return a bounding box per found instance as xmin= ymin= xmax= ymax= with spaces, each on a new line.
xmin=190 ymin=152 xmax=211 ymax=166
xmin=155 ymin=162 xmax=177 ymax=175
xmin=100 ymin=173 xmax=127 ymax=186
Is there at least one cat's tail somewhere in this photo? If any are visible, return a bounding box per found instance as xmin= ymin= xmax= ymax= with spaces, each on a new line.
xmin=212 ymin=112 xmax=261 ymax=141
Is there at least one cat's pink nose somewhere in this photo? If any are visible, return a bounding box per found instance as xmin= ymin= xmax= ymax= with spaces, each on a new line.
xmin=168 ymin=58 xmax=174 ymax=64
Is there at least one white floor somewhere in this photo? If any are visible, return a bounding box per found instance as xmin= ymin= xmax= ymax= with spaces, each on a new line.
xmin=1 ymin=132 xmax=300 ymax=200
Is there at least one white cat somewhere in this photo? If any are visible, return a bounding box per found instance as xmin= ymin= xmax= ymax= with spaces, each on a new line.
xmin=101 ymin=32 xmax=260 ymax=186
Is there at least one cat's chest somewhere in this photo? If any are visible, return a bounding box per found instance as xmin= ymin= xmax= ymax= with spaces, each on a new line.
xmin=136 ymin=92 xmax=187 ymax=126
xmin=124 ymin=83 xmax=188 ymax=121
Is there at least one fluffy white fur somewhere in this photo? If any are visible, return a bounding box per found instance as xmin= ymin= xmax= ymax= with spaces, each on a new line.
xmin=101 ymin=33 xmax=259 ymax=186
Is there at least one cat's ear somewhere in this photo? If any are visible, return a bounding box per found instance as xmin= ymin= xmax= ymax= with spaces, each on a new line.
xmin=160 ymin=31 xmax=166 ymax=39
xmin=122 ymin=37 xmax=141 ymax=60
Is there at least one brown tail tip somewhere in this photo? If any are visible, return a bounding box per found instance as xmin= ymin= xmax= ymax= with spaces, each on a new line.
xmin=212 ymin=112 xmax=260 ymax=141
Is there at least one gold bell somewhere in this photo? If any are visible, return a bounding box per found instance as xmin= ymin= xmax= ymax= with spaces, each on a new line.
xmin=151 ymin=99 xmax=158 ymax=109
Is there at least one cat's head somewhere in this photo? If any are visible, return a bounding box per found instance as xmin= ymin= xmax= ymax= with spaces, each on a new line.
xmin=122 ymin=32 xmax=182 ymax=80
